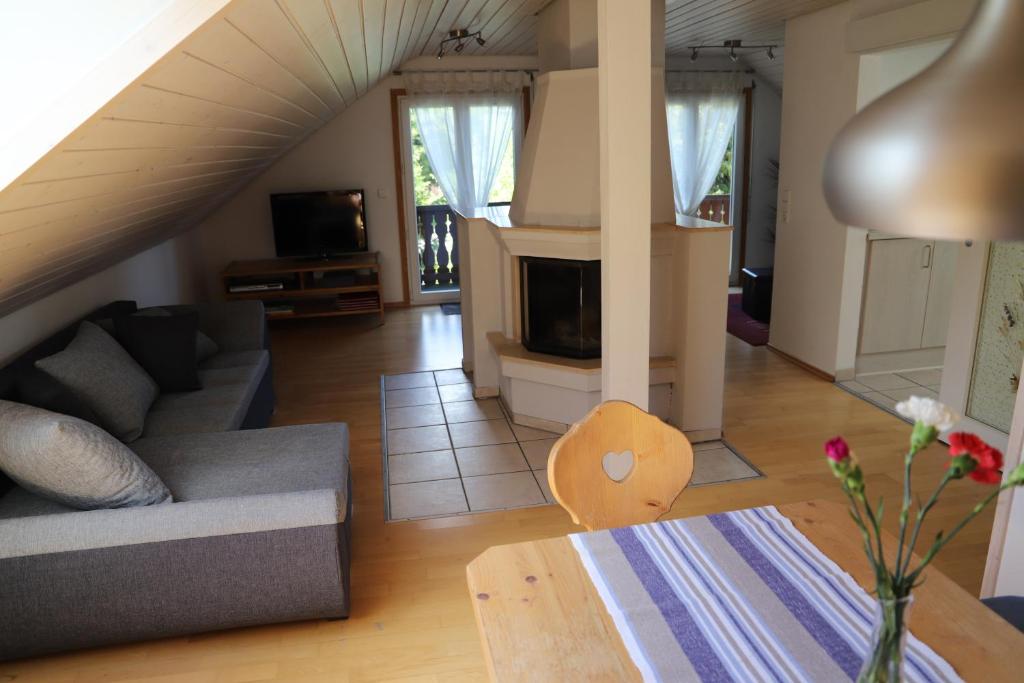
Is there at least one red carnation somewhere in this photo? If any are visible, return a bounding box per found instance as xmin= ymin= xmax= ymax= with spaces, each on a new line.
xmin=948 ymin=432 xmax=1003 ymax=484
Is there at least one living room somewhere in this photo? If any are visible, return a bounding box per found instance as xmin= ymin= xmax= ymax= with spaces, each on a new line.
xmin=2 ymin=0 xmax=1024 ymax=681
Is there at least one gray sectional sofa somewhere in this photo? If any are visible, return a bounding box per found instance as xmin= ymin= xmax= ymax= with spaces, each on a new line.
xmin=0 ymin=300 xmax=352 ymax=661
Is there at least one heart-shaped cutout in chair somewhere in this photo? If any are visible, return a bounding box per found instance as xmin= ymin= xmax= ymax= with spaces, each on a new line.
xmin=602 ymin=450 xmax=635 ymax=482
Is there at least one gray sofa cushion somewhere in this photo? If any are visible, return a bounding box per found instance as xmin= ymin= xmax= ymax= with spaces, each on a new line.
xmin=0 ymin=423 xmax=349 ymax=557
xmin=0 ymin=401 xmax=171 ymax=510
xmin=141 ymin=350 xmax=268 ymax=438
xmin=34 ymin=321 xmax=158 ymax=442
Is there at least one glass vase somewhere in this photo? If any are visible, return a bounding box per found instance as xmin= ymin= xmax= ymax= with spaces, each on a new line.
xmin=858 ymin=595 xmax=914 ymax=683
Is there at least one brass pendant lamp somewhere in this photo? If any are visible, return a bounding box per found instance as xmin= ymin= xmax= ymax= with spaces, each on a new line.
xmin=823 ymin=0 xmax=1024 ymax=241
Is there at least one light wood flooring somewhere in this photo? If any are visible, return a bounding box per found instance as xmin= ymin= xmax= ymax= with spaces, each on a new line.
xmin=1 ymin=307 xmax=996 ymax=682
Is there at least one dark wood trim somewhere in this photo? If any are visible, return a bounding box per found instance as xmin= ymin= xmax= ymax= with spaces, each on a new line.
xmin=390 ymin=88 xmax=411 ymax=306
xmin=522 ymin=86 xmax=531 ymax=130
xmin=767 ymin=344 xmax=837 ymax=383
xmin=384 ymin=300 xmax=410 ymax=310
xmin=738 ymin=86 xmax=754 ymax=274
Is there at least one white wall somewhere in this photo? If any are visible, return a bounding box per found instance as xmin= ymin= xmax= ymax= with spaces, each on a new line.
xmin=768 ymin=1 xmax=861 ymax=375
xmin=744 ymin=78 xmax=782 ymax=269
xmin=192 ymin=55 xmax=535 ymax=304
xmin=0 ymin=233 xmax=200 ymax=364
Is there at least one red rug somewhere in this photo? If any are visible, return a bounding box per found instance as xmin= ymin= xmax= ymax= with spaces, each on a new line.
xmin=727 ymin=293 xmax=769 ymax=346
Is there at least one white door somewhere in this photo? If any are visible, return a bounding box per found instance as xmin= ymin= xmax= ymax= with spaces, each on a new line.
xmin=398 ymin=98 xmax=459 ymax=306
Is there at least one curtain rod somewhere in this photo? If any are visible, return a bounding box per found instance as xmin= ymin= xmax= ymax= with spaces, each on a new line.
xmin=665 ymin=68 xmax=755 ymax=74
xmin=392 ymin=68 xmax=538 ymax=75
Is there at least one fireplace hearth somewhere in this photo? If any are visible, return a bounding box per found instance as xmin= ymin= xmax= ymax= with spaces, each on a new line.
xmin=520 ymin=256 xmax=600 ymax=359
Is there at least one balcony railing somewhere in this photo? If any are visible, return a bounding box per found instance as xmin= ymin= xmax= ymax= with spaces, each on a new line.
xmin=696 ymin=194 xmax=730 ymax=223
xmin=417 ymin=202 xmax=509 ymax=292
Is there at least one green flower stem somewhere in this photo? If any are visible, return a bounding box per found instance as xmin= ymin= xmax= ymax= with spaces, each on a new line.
xmin=906 ymin=483 xmax=1010 ymax=584
xmin=862 ymin=494 xmax=888 ymax=580
xmin=894 ymin=446 xmax=920 ymax=586
xmin=843 ymin=484 xmax=879 ymax=569
xmin=898 ymin=471 xmax=954 ymax=581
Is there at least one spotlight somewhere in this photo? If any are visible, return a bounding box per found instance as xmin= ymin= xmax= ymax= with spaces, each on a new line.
xmin=729 ymin=46 xmax=738 ymax=62
xmin=690 ymin=47 xmax=699 ymax=62
xmin=476 ymin=36 xmax=486 ymax=46
xmin=767 ymin=46 xmax=775 ymax=61
xmin=454 ymin=41 xmax=465 ymax=53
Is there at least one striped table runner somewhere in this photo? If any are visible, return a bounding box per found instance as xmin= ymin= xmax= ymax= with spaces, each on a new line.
xmin=570 ymin=506 xmax=961 ymax=683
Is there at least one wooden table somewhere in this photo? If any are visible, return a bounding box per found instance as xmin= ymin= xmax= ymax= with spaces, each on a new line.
xmin=466 ymin=500 xmax=1024 ymax=682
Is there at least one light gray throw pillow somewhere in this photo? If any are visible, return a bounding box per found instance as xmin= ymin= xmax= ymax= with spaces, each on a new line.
xmin=35 ymin=321 xmax=159 ymax=442
xmin=0 ymin=401 xmax=172 ymax=509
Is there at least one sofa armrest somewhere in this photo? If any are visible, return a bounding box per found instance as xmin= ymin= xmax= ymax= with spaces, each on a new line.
xmin=168 ymin=300 xmax=266 ymax=352
xmin=0 ymin=488 xmax=344 ymax=560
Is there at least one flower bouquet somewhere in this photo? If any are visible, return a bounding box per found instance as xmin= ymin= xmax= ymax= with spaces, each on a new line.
xmin=826 ymin=396 xmax=1024 ymax=682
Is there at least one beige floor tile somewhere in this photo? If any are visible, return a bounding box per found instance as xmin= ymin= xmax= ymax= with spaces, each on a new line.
xmin=387 ymin=424 xmax=452 ymax=455
xmin=449 ymin=418 xmax=515 ymax=448
xmin=691 ymin=447 xmax=760 ymax=486
xmin=855 ymin=373 xmax=917 ymax=391
xmin=442 ymin=398 xmax=504 ymax=424
xmin=840 ymin=380 xmax=873 ymax=394
xmin=463 ymin=471 xmax=545 ymax=511
xmin=897 ymin=368 xmax=943 ymax=387
xmin=534 ymin=471 xmax=555 ymax=504
xmin=520 ymin=438 xmax=558 ymax=470
xmin=389 ymin=479 xmax=467 ymax=519
xmin=455 ymin=444 xmax=530 ymax=477
xmin=510 ymin=423 xmax=560 ymax=442
xmin=388 ymin=450 xmax=458 ymax=484
xmin=385 ymin=386 xmax=440 ymax=408
xmin=881 ymin=386 xmax=938 ymax=402
xmin=384 ymin=372 xmax=435 ymax=390
xmin=385 ymin=403 xmax=445 ymax=430
xmin=438 ymin=383 xmax=474 ymax=403
xmin=434 ymin=368 xmax=470 ymax=386
xmin=862 ymin=391 xmax=898 ymax=410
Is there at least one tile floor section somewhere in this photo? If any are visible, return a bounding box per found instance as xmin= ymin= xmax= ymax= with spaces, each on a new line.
xmin=382 ymin=369 xmax=764 ymax=521
xmin=838 ymin=368 xmax=943 ymax=420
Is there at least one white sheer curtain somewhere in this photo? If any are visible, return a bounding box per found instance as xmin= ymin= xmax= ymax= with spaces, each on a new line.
xmin=410 ymin=94 xmax=517 ymax=214
xmin=665 ymin=72 xmax=744 ymax=217
xmin=405 ymin=71 xmax=527 ymax=215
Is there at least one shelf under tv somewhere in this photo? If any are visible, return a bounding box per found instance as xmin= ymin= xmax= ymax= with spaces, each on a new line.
xmin=221 ymin=252 xmax=384 ymax=323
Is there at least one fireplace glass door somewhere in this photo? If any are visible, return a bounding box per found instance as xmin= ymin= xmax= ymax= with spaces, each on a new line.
xmin=520 ymin=257 xmax=601 ymax=359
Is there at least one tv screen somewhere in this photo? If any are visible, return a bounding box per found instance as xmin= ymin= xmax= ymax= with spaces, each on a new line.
xmin=270 ymin=190 xmax=368 ymax=258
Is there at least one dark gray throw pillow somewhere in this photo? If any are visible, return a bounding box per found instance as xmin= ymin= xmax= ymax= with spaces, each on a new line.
xmin=0 ymin=401 xmax=172 ymax=509
xmin=35 ymin=321 xmax=158 ymax=442
xmin=136 ymin=307 xmax=219 ymax=362
xmin=115 ymin=311 xmax=201 ymax=393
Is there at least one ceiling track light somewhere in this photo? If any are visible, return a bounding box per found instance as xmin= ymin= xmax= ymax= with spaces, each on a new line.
xmin=685 ymin=39 xmax=780 ymax=64
xmin=437 ymin=28 xmax=485 ymax=59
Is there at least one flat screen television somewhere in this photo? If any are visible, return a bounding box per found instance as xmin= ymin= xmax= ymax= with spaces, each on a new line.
xmin=270 ymin=189 xmax=368 ymax=258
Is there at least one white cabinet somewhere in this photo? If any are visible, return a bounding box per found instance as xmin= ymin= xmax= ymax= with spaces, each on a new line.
xmin=859 ymin=238 xmax=956 ymax=355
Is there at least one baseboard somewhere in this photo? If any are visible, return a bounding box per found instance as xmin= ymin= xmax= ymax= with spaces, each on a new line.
xmin=383 ymin=301 xmax=409 ymax=310
xmin=767 ymin=344 xmax=836 ymax=382
xmin=473 ymin=385 xmax=499 ymax=399
xmin=684 ymin=427 xmax=723 ymax=444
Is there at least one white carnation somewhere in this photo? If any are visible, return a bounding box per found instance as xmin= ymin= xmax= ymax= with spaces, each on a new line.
xmin=895 ymin=396 xmax=958 ymax=431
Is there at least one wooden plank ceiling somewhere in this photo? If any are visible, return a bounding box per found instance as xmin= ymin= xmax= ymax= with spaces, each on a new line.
xmin=0 ymin=0 xmax=847 ymax=316
xmin=665 ymin=0 xmax=848 ymax=88
xmin=0 ymin=0 xmax=548 ymax=316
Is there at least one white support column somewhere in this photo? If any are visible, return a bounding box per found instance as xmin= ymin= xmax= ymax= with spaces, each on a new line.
xmin=598 ymin=0 xmax=652 ymax=408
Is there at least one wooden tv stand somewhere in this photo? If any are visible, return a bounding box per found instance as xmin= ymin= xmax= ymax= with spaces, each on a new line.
xmin=221 ymin=253 xmax=384 ymax=323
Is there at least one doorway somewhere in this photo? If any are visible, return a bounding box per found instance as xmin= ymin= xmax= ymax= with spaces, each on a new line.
xmin=394 ymin=93 xmax=518 ymax=306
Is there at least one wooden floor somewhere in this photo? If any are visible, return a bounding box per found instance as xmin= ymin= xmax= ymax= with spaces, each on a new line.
xmin=2 ymin=307 xmax=996 ymax=682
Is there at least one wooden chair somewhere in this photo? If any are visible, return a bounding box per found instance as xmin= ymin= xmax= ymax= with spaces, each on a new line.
xmin=547 ymin=400 xmax=694 ymax=531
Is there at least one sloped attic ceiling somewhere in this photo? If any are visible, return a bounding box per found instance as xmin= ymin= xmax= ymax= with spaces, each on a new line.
xmin=665 ymin=0 xmax=848 ymax=89
xmin=0 ymin=0 xmax=548 ymax=316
